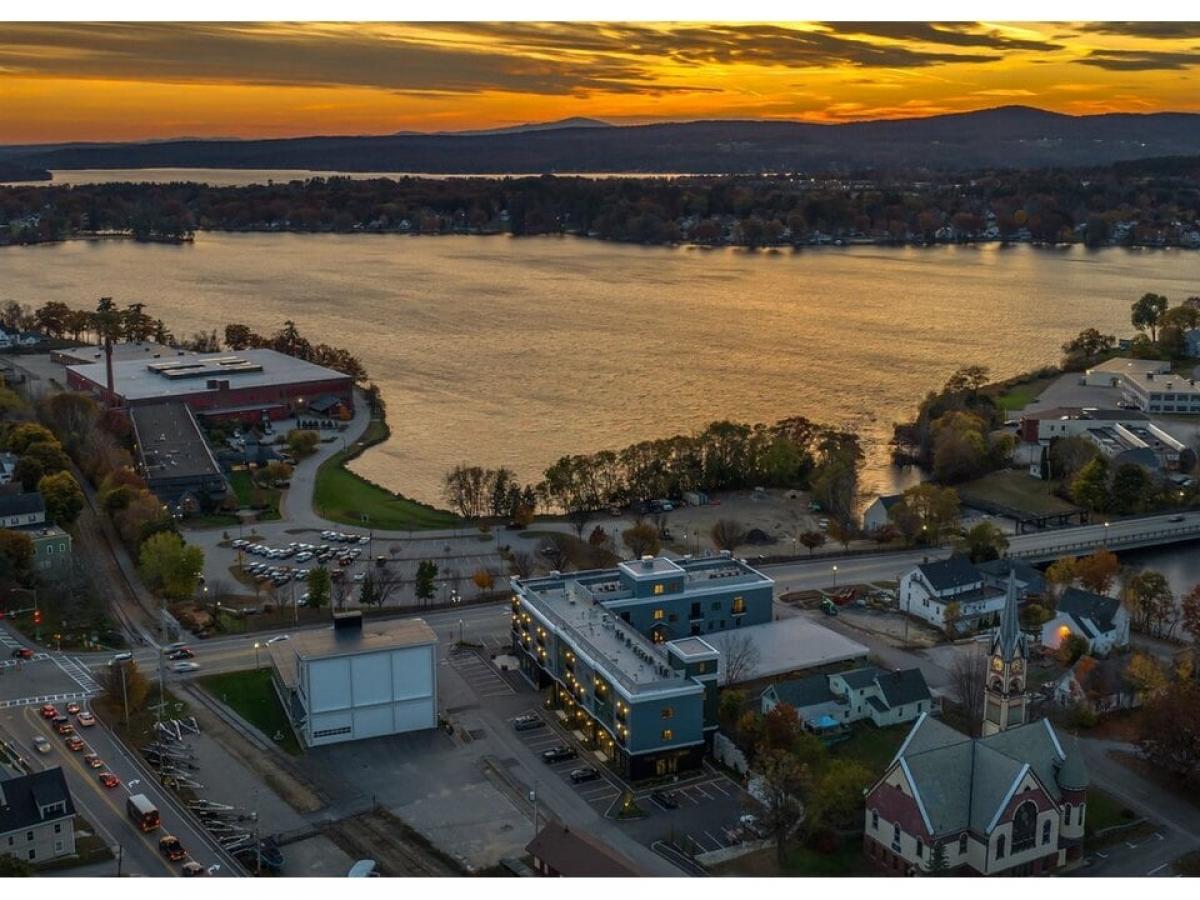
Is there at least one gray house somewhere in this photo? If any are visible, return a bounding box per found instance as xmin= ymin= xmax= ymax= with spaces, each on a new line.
xmin=761 ymin=665 xmax=934 ymax=733
xmin=862 ymin=494 xmax=903 ymax=532
xmin=0 ymin=768 xmax=76 ymax=866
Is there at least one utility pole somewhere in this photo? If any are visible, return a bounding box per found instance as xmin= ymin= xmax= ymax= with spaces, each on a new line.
xmin=116 ymin=843 xmax=123 ymax=877
xmin=120 ymin=662 xmax=129 ymax=727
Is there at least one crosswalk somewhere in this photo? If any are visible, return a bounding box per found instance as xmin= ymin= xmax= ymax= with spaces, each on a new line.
xmin=0 ymin=627 xmax=26 ymax=651
xmin=0 ymin=653 xmax=50 ymax=670
xmin=0 ymin=691 xmax=92 ymax=710
xmin=53 ymin=656 xmax=102 ymax=693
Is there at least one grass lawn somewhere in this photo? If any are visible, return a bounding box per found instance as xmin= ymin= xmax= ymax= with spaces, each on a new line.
xmin=712 ymin=841 xmax=870 ymax=877
xmin=229 ymin=469 xmax=282 ymax=521
xmin=993 ymin=374 xmax=1060 ymax=413
xmin=958 ymin=470 xmax=1079 ymax=517
xmin=313 ymin=419 xmax=461 ymax=531
xmin=829 ymin=722 xmax=909 ymax=776
xmin=199 ymin=668 xmax=301 ymax=755
xmin=1084 ymin=788 xmax=1137 ymax=837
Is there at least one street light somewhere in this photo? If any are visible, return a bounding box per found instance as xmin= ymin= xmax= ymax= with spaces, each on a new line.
xmin=832 ymin=564 xmax=838 ymax=589
xmin=254 ymin=641 xmax=262 ymax=670
xmin=1103 ymin=521 xmax=1110 ymax=547
xmin=458 ymin=618 xmax=465 ymax=644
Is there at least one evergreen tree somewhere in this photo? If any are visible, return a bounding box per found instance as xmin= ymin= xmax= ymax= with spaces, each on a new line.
xmin=927 ymin=840 xmax=949 ymax=875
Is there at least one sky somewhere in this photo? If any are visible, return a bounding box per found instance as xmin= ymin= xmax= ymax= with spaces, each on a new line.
xmin=3 ymin=21 xmax=1200 ymax=143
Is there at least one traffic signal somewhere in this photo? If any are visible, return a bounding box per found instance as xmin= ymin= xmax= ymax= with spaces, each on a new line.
xmin=0 ymin=610 xmax=5 ymax=620
xmin=32 ymin=609 xmax=42 ymax=625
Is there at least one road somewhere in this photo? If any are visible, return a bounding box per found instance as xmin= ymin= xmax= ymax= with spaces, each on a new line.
xmin=0 ymin=705 xmax=237 ymax=877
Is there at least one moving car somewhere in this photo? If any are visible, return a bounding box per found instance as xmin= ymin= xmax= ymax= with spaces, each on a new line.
xmin=541 ymin=745 xmax=578 ymax=764
xmin=512 ymin=715 xmax=544 ymax=732
xmin=159 ymin=835 xmax=186 ymax=862
xmin=77 ymin=711 xmax=96 ymax=727
xmin=181 ymin=861 xmax=208 ymax=877
xmin=99 ymin=772 xmax=121 ymax=789
xmin=83 ymin=753 xmax=104 ymax=769
xmin=11 ymin=647 xmax=34 ymax=659
xmin=650 ymin=790 xmax=679 ymax=810
xmin=109 ymin=651 xmax=133 ymax=666
xmin=53 ymin=716 xmax=73 ymax=735
xmin=32 ymin=735 xmax=51 ymax=755
xmin=266 ymin=634 xmax=289 ymax=645
xmin=167 ymin=648 xmax=194 ymax=660
xmin=172 ymin=661 xmax=201 ymax=673
xmin=40 ymin=704 xmax=57 ymax=719
xmin=65 ymin=702 xmax=81 ymax=715
xmin=569 ymin=767 xmax=600 ymax=784
xmin=65 ymin=736 xmax=85 ymax=751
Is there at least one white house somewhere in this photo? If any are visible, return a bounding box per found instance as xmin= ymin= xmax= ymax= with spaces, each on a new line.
xmin=1040 ymin=588 xmax=1130 ymax=656
xmin=1053 ymin=656 xmax=1139 ymax=716
xmin=899 ymin=557 xmax=1005 ymax=632
xmin=760 ymin=665 xmax=934 ymax=732
xmin=0 ymin=452 xmax=17 ymax=485
xmin=269 ymin=612 xmax=438 ymax=747
xmin=862 ymin=494 xmax=902 ymax=532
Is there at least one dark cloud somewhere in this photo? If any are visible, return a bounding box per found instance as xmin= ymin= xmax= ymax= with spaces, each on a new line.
xmin=0 ymin=22 xmax=707 ymax=96
xmin=1073 ymin=22 xmax=1200 ymax=40
xmin=819 ymin=22 xmax=1061 ymax=52
xmin=1077 ymin=48 xmax=1200 ymax=71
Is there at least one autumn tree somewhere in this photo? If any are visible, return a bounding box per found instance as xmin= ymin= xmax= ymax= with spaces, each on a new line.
xmin=890 ymin=483 xmax=960 ymax=545
xmin=762 ymin=703 xmax=803 ymax=753
xmin=1057 ymin=633 xmax=1090 ymax=666
xmin=1124 ymin=569 xmax=1176 ymax=638
xmin=471 ymin=566 xmax=495 ymax=597
xmin=103 ymin=660 xmax=151 ymax=717
xmin=827 ymin=519 xmax=855 ymax=550
xmin=1125 ymin=653 xmax=1167 ymax=701
xmin=0 ymin=529 xmax=35 ymax=586
xmin=1044 ymin=556 xmax=1079 ymax=602
xmin=1136 ymin=680 xmax=1200 ymax=783
xmin=37 ymin=470 xmax=85 ymax=528
xmin=955 ymin=521 xmax=1009 ymax=563
xmin=1182 ymin=585 xmax=1200 ymax=646
xmin=1070 ymin=456 xmax=1110 ymax=512
xmin=1130 ymin=292 xmax=1169 ymax=342
xmin=1075 ymin=549 xmax=1120 ymax=595
xmin=622 ymin=522 xmax=661 ymax=558
xmin=286 ymin=429 xmax=320 ymax=458
xmin=799 ymin=530 xmax=826 ymax=555
xmin=806 ymin=759 xmax=874 ymax=830
xmin=138 ymin=532 xmax=204 ymax=600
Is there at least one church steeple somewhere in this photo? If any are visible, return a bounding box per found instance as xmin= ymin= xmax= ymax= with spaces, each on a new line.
xmin=982 ymin=571 xmax=1028 ymax=735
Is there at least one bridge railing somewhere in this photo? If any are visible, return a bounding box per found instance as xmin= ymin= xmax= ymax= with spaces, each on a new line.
xmin=1007 ymin=522 xmax=1200 ymax=561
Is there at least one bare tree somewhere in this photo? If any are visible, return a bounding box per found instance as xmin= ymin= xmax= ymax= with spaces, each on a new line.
xmin=714 ymin=631 xmax=761 ymax=685
xmin=374 ymin=562 xmax=404 ymax=606
xmin=711 ymin=518 xmax=748 ymax=553
xmin=950 ymin=645 xmax=987 ymax=735
xmin=331 ymin=577 xmax=352 ymax=611
xmin=507 ymin=551 xmax=535 ymax=579
xmin=540 ymin=535 xmax=572 ymax=573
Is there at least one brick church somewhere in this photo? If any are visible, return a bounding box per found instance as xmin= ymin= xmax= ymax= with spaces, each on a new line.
xmin=863 ymin=574 xmax=1089 ymax=875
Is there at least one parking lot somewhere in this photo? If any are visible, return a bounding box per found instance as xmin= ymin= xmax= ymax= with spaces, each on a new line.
xmin=510 ymin=706 xmax=624 ymax=814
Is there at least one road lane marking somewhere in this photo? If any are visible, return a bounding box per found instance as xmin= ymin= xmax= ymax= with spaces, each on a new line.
xmin=1148 ymin=863 xmax=1169 ymax=875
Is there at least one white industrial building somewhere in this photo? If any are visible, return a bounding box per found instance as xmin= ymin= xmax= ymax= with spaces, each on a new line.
xmin=270 ymin=612 xmax=438 ymax=747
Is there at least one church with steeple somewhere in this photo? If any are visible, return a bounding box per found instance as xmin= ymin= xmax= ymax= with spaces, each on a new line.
xmin=862 ymin=570 xmax=1089 ymax=875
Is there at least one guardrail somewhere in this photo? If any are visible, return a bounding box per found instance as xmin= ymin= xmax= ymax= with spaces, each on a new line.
xmin=1007 ymin=522 xmax=1200 ymax=561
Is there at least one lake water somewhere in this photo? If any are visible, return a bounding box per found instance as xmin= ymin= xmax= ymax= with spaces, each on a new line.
xmin=3 ymin=233 xmax=1199 ymax=532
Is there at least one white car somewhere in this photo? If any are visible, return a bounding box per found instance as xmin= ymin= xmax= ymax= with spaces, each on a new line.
xmin=352 ymin=573 xmax=366 ymax=583
xmin=266 ymin=634 xmax=289 ymax=645
xmin=172 ymin=662 xmax=201 ymax=673
xmin=33 ymin=735 xmax=51 ymax=754
xmin=358 ymin=536 xmax=370 ymax=545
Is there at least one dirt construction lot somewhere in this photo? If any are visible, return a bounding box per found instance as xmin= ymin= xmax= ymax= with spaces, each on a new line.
xmin=649 ymin=488 xmax=826 ymax=554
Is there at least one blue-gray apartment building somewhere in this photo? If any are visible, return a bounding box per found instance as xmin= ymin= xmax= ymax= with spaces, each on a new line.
xmin=511 ymin=553 xmax=774 ymax=779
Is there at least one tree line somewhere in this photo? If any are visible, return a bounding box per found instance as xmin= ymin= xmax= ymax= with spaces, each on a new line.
xmin=3 ymin=155 xmax=1199 ymax=249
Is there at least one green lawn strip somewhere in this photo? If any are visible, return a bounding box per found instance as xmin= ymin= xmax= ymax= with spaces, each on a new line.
xmin=957 ymin=470 xmax=1078 ymax=517
xmin=1084 ymin=788 xmax=1139 ymax=839
xmin=992 ymin=375 xmax=1060 ymax=413
xmin=828 ymin=722 xmax=909 ymax=776
xmin=313 ymin=418 xmax=460 ymax=531
xmin=198 ymin=669 xmax=302 ymax=756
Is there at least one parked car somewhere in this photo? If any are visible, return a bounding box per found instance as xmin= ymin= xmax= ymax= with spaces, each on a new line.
xmin=159 ymin=836 xmax=187 ymax=862
xmin=542 ymin=745 xmax=578 ymax=764
xmin=99 ymin=772 xmax=121 ymax=789
xmin=512 ymin=715 xmax=544 ymax=732
xmin=32 ymin=735 xmax=51 ymax=754
xmin=650 ymin=790 xmax=679 ymax=810
xmin=1169 ymin=514 xmax=1185 ymax=523
xmin=77 ymin=711 xmax=96 ymax=727
xmin=569 ymin=767 xmax=600 ymax=784
xmin=181 ymin=861 xmax=208 ymax=877
xmin=266 ymin=634 xmax=289 ymax=645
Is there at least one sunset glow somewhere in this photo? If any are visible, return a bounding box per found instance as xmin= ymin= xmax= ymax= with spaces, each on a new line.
xmin=2 ymin=21 xmax=1200 ymax=142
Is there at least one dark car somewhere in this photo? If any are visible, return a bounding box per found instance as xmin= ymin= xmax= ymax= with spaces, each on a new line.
xmin=542 ymin=745 xmax=578 ymax=764
xmin=167 ymin=648 xmax=194 ymax=660
xmin=651 ymin=790 xmax=680 ymax=810
xmin=512 ymin=715 xmax=545 ymax=732
xmin=159 ymin=836 xmax=186 ymax=862
xmin=11 ymin=647 xmax=34 ymax=659
xmin=569 ymin=767 xmax=600 ymax=784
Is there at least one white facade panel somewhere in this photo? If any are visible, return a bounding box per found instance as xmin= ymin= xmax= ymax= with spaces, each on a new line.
xmin=394 ymin=697 xmax=436 ymax=732
xmin=308 ymin=657 xmax=352 ymax=712
xmin=352 ymin=704 xmax=395 ymax=740
xmin=391 ymin=646 xmax=434 ymax=700
xmin=351 ymin=653 xmax=393 ymax=706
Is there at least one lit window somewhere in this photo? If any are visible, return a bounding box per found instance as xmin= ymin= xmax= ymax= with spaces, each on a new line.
xmin=661 ymin=729 xmax=673 ymax=741
xmin=652 ymin=609 xmax=665 ymax=620
xmin=653 ymin=584 xmax=665 ymax=595
xmin=661 ymin=707 xmax=674 ymax=719
xmin=732 ymin=596 xmax=746 ymax=614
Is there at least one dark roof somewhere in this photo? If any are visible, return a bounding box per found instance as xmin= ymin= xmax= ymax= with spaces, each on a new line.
xmin=839 ymin=666 xmax=883 ymax=690
xmin=1059 ymin=588 xmax=1122 ymax=634
xmin=308 ymin=394 xmax=345 ymax=413
xmin=0 ymin=491 xmax=45 ymax=518
xmin=867 ymin=695 xmax=888 ymax=713
xmin=1070 ymin=656 xmax=1132 ymax=698
xmin=0 ymin=768 xmax=75 ymax=835
xmin=916 ymin=556 xmax=981 ymax=592
xmin=993 ymin=573 xmax=1025 ymax=663
xmin=875 ymin=494 xmax=903 ymax=510
xmin=1057 ymin=739 xmax=1089 ymax=792
xmin=877 ymin=668 xmax=932 ymax=708
xmin=764 ymin=674 xmax=836 ymax=710
xmin=525 ymin=822 xmax=643 ymax=877
xmin=977 ymin=558 xmax=1046 ymax=593
xmin=130 ymin=401 xmax=223 ymax=483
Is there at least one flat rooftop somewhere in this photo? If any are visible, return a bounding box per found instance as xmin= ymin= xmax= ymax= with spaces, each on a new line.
xmin=270 ymin=617 xmax=438 ymax=690
xmin=54 ymin=341 xmax=175 ymax=366
xmin=68 ymin=348 xmax=351 ymax=402
xmin=523 ymin=555 xmax=773 ymax=606
xmin=1023 ymin=406 xmax=1147 ymax=422
xmin=708 ymin=616 xmax=869 ymax=683
xmin=1087 ymin=357 xmax=1168 ymax=377
xmin=129 ymin=401 xmax=223 ymax=482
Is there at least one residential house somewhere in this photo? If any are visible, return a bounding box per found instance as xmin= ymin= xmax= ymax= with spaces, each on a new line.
xmin=1040 ymin=588 xmax=1130 ymax=656
xmin=977 ymin=559 xmax=1046 ymax=599
xmin=862 ymin=494 xmax=902 ymax=532
xmin=525 ymin=822 xmax=644 ymax=877
xmin=25 ymin=526 xmax=73 ymax=582
xmin=0 ymin=452 xmax=16 ymax=485
xmin=0 ymin=491 xmax=46 ymax=529
xmin=1053 ymin=657 xmax=1139 ymax=716
xmin=899 ymin=556 xmax=1005 ymax=633
xmin=0 ymin=768 xmax=77 ymax=866
xmin=760 ymin=666 xmax=934 ymax=732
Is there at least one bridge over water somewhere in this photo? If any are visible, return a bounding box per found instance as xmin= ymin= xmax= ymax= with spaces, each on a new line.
xmin=1005 ymin=512 xmax=1200 ymax=564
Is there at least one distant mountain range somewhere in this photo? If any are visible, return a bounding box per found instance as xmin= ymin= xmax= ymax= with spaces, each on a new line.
xmin=5 ymin=107 xmax=1200 ymax=176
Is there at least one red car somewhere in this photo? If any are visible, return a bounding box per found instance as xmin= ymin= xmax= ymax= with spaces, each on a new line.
xmin=65 ymin=736 xmax=85 ymax=751
xmin=40 ymin=704 xmax=58 ymax=719
xmin=11 ymin=647 xmax=34 ymax=660
xmin=83 ymin=753 xmax=104 ymax=769
xmin=98 ymin=772 xmax=120 ymax=789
